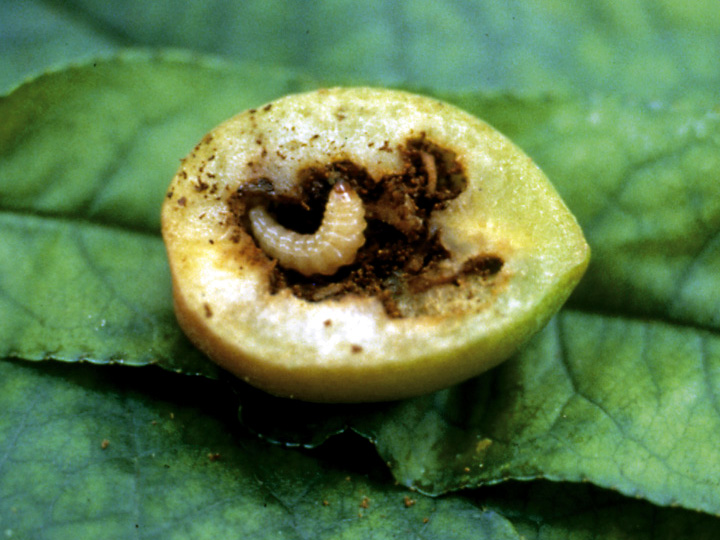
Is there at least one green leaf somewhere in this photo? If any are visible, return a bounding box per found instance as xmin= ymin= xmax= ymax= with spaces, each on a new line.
xmin=0 ymin=1 xmax=118 ymax=94
xmin=1 ymin=1 xmax=719 ymax=533
xmin=0 ymin=52 xmax=313 ymax=375
xmin=354 ymin=311 xmax=720 ymax=514
xmin=3 ymin=359 xmax=719 ymax=539
xmin=482 ymin=481 xmax=720 ymax=540
xmin=35 ymin=1 xmax=720 ymax=98
xmin=0 ymin=214 xmax=208 ymax=374
xmin=5 ymin=54 xmax=710 ymax=515
xmin=0 ymin=359 xmax=523 ymax=540
xmin=0 ymin=1 xmax=719 ymax=537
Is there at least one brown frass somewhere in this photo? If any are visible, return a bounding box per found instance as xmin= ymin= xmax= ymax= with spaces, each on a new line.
xmin=231 ymin=138 xmax=504 ymax=318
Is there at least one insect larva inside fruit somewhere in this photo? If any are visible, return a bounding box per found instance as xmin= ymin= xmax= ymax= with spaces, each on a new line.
xmin=420 ymin=151 xmax=437 ymax=194
xmin=248 ymin=180 xmax=367 ymax=276
xmin=161 ymin=87 xmax=590 ymax=403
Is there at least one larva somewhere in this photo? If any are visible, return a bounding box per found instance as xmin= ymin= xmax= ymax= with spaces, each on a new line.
xmin=248 ymin=180 xmax=366 ymax=276
xmin=420 ymin=151 xmax=437 ymax=194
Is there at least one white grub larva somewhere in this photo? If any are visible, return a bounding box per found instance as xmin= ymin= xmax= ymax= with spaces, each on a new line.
xmin=248 ymin=180 xmax=367 ymax=276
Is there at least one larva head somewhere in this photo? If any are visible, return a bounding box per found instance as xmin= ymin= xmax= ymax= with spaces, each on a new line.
xmin=161 ymin=87 xmax=589 ymax=403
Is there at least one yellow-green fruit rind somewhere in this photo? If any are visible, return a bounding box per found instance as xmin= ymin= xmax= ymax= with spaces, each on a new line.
xmin=162 ymin=87 xmax=589 ymax=402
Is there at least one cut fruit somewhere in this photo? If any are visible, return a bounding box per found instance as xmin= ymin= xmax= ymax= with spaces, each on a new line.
xmin=161 ymin=87 xmax=589 ymax=402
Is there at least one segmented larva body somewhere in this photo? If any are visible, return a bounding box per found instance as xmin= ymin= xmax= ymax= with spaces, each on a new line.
xmin=248 ymin=180 xmax=366 ymax=276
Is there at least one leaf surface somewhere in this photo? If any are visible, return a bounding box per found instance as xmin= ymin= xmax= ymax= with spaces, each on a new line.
xmin=1 ymin=0 xmax=720 ymax=534
xmin=3 ymin=358 xmax=719 ymax=539
xmin=0 ymin=53 xmax=311 ymax=375
xmin=482 ymin=481 xmax=720 ymax=540
xmin=0 ymin=0 xmax=119 ymax=93
xmin=354 ymin=311 xmax=720 ymax=514
xmin=4 ymin=55 xmax=720 ymax=517
xmin=0 ymin=359 xmax=522 ymax=540
xmin=44 ymin=1 xmax=720 ymax=98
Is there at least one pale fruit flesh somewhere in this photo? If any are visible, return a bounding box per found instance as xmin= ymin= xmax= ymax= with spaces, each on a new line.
xmin=161 ymin=87 xmax=589 ymax=403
